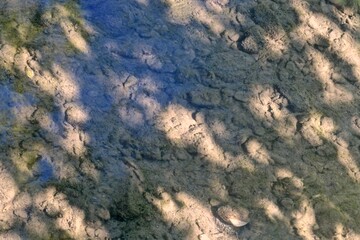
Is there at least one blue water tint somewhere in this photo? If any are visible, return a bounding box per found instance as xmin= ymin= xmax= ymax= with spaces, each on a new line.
xmin=0 ymin=85 xmax=37 ymax=110
xmin=81 ymin=0 xmax=142 ymax=37
xmin=35 ymin=157 xmax=54 ymax=183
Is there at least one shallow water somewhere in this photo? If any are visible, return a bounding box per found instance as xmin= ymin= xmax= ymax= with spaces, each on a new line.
xmin=1 ymin=0 xmax=360 ymax=239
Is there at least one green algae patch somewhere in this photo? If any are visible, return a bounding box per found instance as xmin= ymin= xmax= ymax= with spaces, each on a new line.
xmin=13 ymin=77 xmax=25 ymax=94
xmin=331 ymin=0 xmax=360 ymax=10
xmin=64 ymin=40 xmax=82 ymax=56
xmin=9 ymin=149 xmax=34 ymax=185
xmin=36 ymin=93 xmax=56 ymax=112
xmin=12 ymin=123 xmax=35 ymax=137
xmin=23 ymin=151 xmax=40 ymax=170
xmin=312 ymin=195 xmax=352 ymax=238
xmin=60 ymin=0 xmax=92 ymax=42
xmin=52 ymin=180 xmax=83 ymax=193
xmin=0 ymin=12 xmax=44 ymax=48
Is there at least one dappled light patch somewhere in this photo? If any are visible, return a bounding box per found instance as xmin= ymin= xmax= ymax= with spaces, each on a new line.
xmin=0 ymin=165 xmax=19 ymax=205
xmin=162 ymin=0 xmax=195 ymax=25
xmin=153 ymin=191 xmax=228 ymax=240
xmin=193 ymin=4 xmax=226 ymax=36
xmin=333 ymin=223 xmax=360 ymax=239
xmin=157 ymin=104 xmax=228 ymax=167
xmin=334 ymin=137 xmax=360 ymax=182
xmin=119 ymin=105 xmax=145 ymax=127
xmin=298 ymin=111 xmax=360 ymax=181
xmin=162 ymin=0 xmax=239 ymax=41
xmin=308 ymin=47 xmax=354 ymax=104
xmin=59 ymin=16 xmax=90 ymax=55
xmin=111 ymin=74 xmax=165 ymax=123
xmin=0 ymin=44 xmax=17 ymax=70
xmin=257 ymin=198 xmax=288 ymax=223
xmin=209 ymin=119 xmax=231 ymax=140
xmin=242 ymin=138 xmax=271 ymax=165
xmin=248 ymin=84 xmax=298 ymax=139
xmin=1 ymin=0 xmax=360 ymax=238
xmin=64 ymin=102 xmax=89 ymax=125
xmin=33 ymin=108 xmax=62 ymax=135
xmin=292 ymin=199 xmax=318 ymax=240
xmin=51 ymin=63 xmax=79 ymax=100
xmin=55 ymin=204 xmax=89 ymax=238
xmin=136 ymin=93 xmax=162 ymax=119
xmin=60 ymin=128 xmax=89 ymax=156
xmin=350 ymin=115 xmax=360 ymax=135
xmin=54 ymin=2 xmax=91 ymax=55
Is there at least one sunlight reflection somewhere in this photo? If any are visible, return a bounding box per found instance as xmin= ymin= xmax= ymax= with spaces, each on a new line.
xmin=56 ymin=205 xmax=87 ymax=238
xmin=112 ymin=69 xmax=164 ymax=125
xmin=334 ymin=223 xmax=346 ymax=239
xmin=275 ymin=168 xmax=294 ymax=179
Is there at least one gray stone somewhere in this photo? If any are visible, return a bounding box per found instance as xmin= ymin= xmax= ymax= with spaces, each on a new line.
xmin=239 ymin=35 xmax=259 ymax=54
xmin=280 ymin=198 xmax=294 ymax=210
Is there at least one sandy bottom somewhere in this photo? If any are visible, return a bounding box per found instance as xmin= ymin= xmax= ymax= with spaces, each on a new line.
xmin=1 ymin=0 xmax=360 ymax=239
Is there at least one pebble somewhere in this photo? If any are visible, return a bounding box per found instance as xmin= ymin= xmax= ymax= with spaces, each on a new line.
xmin=189 ymin=88 xmax=221 ymax=107
xmin=239 ymin=35 xmax=259 ymax=54
xmin=224 ymin=29 xmax=240 ymax=42
xmin=198 ymin=233 xmax=210 ymax=240
xmin=209 ymin=198 xmax=221 ymax=207
xmin=96 ymin=207 xmax=111 ymax=220
xmin=216 ymin=205 xmax=249 ymax=228
xmin=123 ymin=75 xmax=138 ymax=89
xmin=280 ymin=198 xmax=294 ymax=210
xmin=13 ymin=209 xmax=28 ymax=219
xmin=25 ymin=66 xmax=35 ymax=79
xmin=234 ymin=89 xmax=248 ymax=102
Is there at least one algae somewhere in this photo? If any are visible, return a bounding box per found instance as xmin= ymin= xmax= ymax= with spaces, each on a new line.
xmin=0 ymin=13 xmax=43 ymax=48
xmin=62 ymin=0 xmax=91 ymax=42
xmin=22 ymin=151 xmax=40 ymax=170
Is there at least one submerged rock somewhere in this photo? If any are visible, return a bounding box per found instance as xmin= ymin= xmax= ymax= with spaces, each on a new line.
xmin=215 ymin=205 xmax=250 ymax=228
